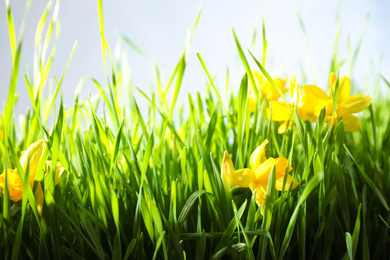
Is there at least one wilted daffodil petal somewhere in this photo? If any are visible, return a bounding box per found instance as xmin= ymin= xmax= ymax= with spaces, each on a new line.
xmin=222 ymin=139 xmax=299 ymax=213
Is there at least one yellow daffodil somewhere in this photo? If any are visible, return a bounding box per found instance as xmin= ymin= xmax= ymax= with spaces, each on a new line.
xmin=222 ymin=139 xmax=299 ymax=213
xmin=0 ymin=140 xmax=65 ymax=216
xmin=299 ymin=73 xmax=372 ymax=131
xmin=266 ymin=101 xmax=293 ymax=134
xmin=266 ymin=75 xmax=302 ymax=134
xmin=248 ymin=70 xmax=288 ymax=113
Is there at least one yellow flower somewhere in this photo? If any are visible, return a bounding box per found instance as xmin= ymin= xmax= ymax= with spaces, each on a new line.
xmin=265 ymin=75 xmax=302 ymax=134
xmin=222 ymin=139 xmax=299 ymax=213
xmin=298 ymin=73 xmax=372 ymax=131
xmin=0 ymin=169 xmax=23 ymax=201
xmin=266 ymin=101 xmax=293 ymax=134
xmin=248 ymin=70 xmax=288 ymax=113
xmin=0 ymin=140 xmax=65 ymax=216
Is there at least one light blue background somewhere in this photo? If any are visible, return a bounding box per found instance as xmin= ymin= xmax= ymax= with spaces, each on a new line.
xmin=1 ymin=0 xmax=389 ymax=117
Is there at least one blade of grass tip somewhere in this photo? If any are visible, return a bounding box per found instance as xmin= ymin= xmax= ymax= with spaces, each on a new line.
xmin=279 ymin=172 xmax=324 ymax=260
xmin=294 ymin=6 xmax=309 ymax=45
xmin=232 ymin=29 xmax=258 ymax=96
xmin=41 ymin=0 xmax=59 ymax=66
xmin=248 ymin=50 xmax=290 ymax=108
xmin=6 ymin=0 xmax=16 ymax=63
xmin=352 ymin=204 xmax=361 ymax=258
xmin=350 ymin=13 xmax=369 ymax=75
xmin=236 ymin=73 xmax=249 ymax=168
xmin=163 ymin=5 xmax=200 ymax=98
xmin=251 ymin=16 xmax=259 ymax=50
xmin=330 ymin=19 xmax=341 ymax=74
xmin=133 ymin=98 xmax=149 ymax=140
xmin=380 ymin=74 xmax=390 ymax=89
xmin=262 ymin=14 xmax=267 ymax=68
xmin=34 ymin=1 xmax=51 ymax=91
xmin=119 ymin=33 xmax=147 ymax=58
xmin=197 ymin=53 xmax=230 ymax=118
xmin=163 ymin=62 xmax=179 ymax=98
xmin=43 ymin=41 xmax=77 ymax=124
xmin=97 ymin=0 xmax=106 ymax=66
xmin=5 ymin=42 xmax=22 ymax=136
xmin=344 ymin=144 xmax=390 ymax=211
xmin=159 ymin=54 xmax=186 ymax=154
xmin=154 ymin=62 xmax=166 ymax=105
xmin=345 ymin=232 xmax=353 ymax=260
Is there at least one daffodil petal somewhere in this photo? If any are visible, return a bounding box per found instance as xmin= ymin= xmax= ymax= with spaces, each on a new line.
xmin=254 ymin=158 xmax=276 ymax=183
xmin=249 ymin=183 xmax=267 ymax=207
xmin=248 ymin=92 xmax=258 ymax=114
xmin=35 ymin=183 xmax=44 ymax=217
xmin=250 ymin=139 xmax=269 ymax=169
xmin=337 ymin=76 xmax=351 ymax=104
xmin=46 ymin=161 xmax=66 ymax=185
xmin=289 ymin=74 xmax=296 ymax=99
xmin=19 ymin=140 xmax=46 ymax=187
xmin=303 ymin=85 xmax=330 ymax=101
xmin=341 ymin=114 xmax=362 ymax=132
xmin=254 ymin=157 xmax=291 ymax=183
xmin=340 ymin=95 xmax=372 ymax=115
xmin=266 ymin=101 xmax=292 ymax=121
xmin=278 ymin=120 xmax=289 ymax=134
xmin=0 ymin=169 xmax=23 ymax=202
xmin=262 ymin=77 xmax=288 ymax=101
xmin=275 ymin=174 xmax=299 ymax=191
xmin=227 ymin=168 xmax=255 ymax=188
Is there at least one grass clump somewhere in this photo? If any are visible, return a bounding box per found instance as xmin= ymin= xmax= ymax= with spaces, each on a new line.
xmin=1 ymin=1 xmax=390 ymax=259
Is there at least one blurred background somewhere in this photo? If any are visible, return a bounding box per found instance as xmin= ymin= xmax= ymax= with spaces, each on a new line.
xmin=1 ymin=0 xmax=389 ymax=117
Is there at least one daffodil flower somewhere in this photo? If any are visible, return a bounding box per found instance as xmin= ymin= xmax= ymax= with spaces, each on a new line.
xmin=248 ymin=70 xmax=288 ymax=113
xmin=299 ymin=73 xmax=372 ymax=131
xmin=222 ymin=139 xmax=299 ymax=214
xmin=266 ymin=75 xmax=302 ymax=134
xmin=0 ymin=140 xmax=65 ymax=216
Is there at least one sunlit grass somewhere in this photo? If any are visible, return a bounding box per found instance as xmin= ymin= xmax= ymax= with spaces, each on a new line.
xmin=1 ymin=1 xmax=390 ymax=259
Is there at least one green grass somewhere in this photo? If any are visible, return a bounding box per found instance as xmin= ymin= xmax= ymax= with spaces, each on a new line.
xmin=1 ymin=1 xmax=390 ymax=259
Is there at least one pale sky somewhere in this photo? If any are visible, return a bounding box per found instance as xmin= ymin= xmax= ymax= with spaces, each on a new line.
xmin=1 ymin=0 xmax=389 ymax=117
